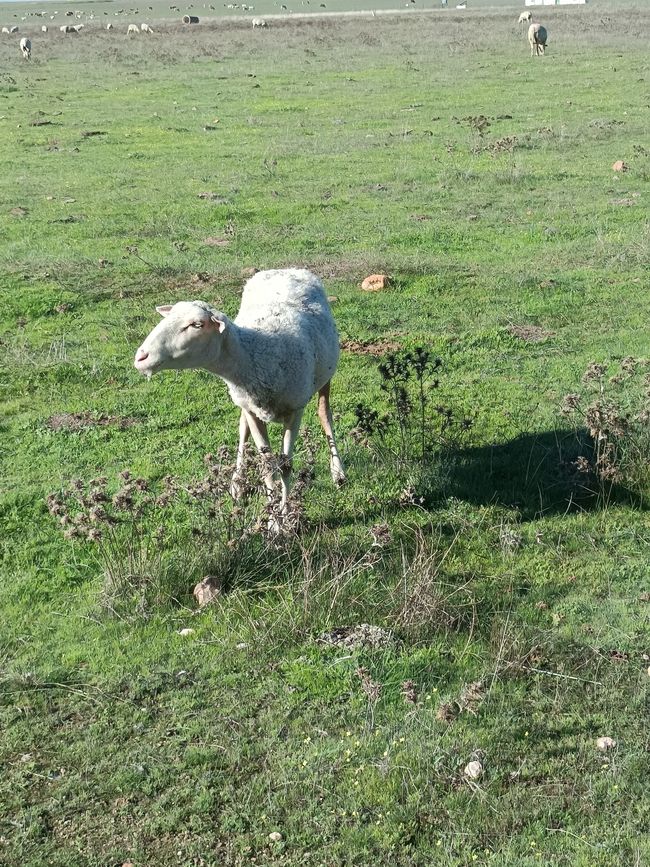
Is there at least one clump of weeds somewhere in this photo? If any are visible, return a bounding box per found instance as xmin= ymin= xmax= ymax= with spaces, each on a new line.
xmin=560 ymin=357 xmax=650 ymax=500
xmin=46 ymin=435 xmax=318 ymax=616
xmin=352 ymin=347 xmax=475 ymax=504
xmin=390 ymin=527 xmax=477 ymax=641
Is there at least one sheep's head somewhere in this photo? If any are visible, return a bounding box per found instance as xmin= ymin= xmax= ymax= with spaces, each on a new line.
xmin=134 ymin=301 xmax=226 ymax=378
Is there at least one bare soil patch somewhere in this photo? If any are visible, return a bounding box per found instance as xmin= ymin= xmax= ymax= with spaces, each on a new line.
xmin=46 ymin=413 xmax=141 ymax=432
xmin=340 ymin=338 xmax=401 ymax=356
xmin=507 ymin=324 xmax=554 ymax=343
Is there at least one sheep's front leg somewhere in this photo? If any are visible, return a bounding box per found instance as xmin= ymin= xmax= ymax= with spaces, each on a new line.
xmin=230 ymin=411 xmax=250 ymax=500
xmin=244 ymin=411 xmax=276 ymax=502
xmin=280 ymin=409 xmax=305 ymax=511
xmin=318 ymin=381 xmax=346 ymax=487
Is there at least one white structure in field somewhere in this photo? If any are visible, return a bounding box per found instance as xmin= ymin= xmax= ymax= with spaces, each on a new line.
xmin=525 ymin=0 xmax=586 ymax=5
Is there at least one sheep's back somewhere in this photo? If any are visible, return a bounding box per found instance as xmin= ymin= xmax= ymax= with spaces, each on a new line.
xmin=232 ymin=269 xmax=340 ymax=416
xmin=236 ymin=269 xmax=329 ymax=319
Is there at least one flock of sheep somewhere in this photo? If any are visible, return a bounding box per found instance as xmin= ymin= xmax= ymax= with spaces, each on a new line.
xmin=5 ymin=7 xmax=551 ymax=61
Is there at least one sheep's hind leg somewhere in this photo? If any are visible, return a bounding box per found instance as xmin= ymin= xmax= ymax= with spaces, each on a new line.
xmin=230 ymin=411 xmax=250 ymax=500
xmin=318 ymin=381 xmax=346 ymax=487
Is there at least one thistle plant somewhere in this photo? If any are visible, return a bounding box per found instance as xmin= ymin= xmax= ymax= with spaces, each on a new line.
xmin=560 ymin=357 xmax=650 ymax=496
xmin=351 ymin=348 xmax=474 ymax=490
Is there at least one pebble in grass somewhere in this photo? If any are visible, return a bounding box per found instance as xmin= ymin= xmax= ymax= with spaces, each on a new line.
xmin=596 ymin=736 xmax=617 ymax=751
xmin=268 ymin=831 xmax=283 ymax=843
xmin=464 ymin=760 xmax=483 ymax=780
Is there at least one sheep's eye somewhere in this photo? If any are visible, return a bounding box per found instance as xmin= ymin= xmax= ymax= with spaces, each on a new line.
xmin=190 ymin=321 xmax=204 ymax=329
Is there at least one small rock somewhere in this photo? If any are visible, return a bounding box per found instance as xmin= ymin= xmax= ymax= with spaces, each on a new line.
xmin=361 ymin=273 xmax=390 ymax=292
xmin=178 ymin=628 xmax=195 ymax=637
xmin=193 ymin=575 xmax=222 ymax=607
xmin=464 ymin=760 xmax=483 ymax=780
xmin=596 ymin=736 xmax=616 ymax=751
xmin=268 ymin=831 xmax=283 ymax=843
xmin=611 ymin=160 xmax=628 ymax=172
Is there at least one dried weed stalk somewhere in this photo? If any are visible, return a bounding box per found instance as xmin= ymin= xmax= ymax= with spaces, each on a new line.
xmin=391 ymin=529 xmax=476 ymax=640
xmin=561 ymin=357 xmax=650 ymax=494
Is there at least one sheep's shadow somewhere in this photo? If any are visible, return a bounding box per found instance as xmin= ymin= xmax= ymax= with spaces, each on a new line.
xmin=439 ymin=428 xmax=640 ymax=520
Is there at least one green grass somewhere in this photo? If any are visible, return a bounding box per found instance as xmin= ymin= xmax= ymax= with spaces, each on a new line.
xmin=1 ymin=5 xmax=649 ymax=866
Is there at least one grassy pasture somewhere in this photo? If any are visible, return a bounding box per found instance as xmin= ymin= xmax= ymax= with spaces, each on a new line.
xmin=1 ymin=4 xmax=649 ymax=866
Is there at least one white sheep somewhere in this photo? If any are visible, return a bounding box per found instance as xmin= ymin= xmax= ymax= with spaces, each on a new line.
xmin=19 ymin=36 xmax=31 ymax=59
xmin=106 ymin=22 xmax=114 ymax=29
xmin=518 ymin=11 xmax=532 ymax=25
xmin=134 ymin=269 xmax=346 ymax=510
xmin=10 ymin=25 xmax=19 ymax=33
xmin=41 ymin=24 xmax=48 ymax=32
xmin=140 ymin=22 xmax=154 ymax=32
xmin=72 ymin=23 xmax=84 ymax=32
xmin=251 ymin=17 xmax=267 ymax=27
xmin=127 ymin=23 xmax=139 ymax=33
xmin=528 ymin=22 xmax=547 ymax=56
xmin=1 ymin=27 xmax=10 ymax=34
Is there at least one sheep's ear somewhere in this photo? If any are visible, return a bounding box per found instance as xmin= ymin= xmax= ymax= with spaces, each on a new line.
xmin=211 ymin=314 xmax=226 ymax=334
xmin=156 ymin=305 xmax=173 ymax=318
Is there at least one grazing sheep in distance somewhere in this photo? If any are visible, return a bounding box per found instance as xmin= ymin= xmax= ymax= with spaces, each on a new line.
xmin=518 ymin=11 xmax=532 ymax=25
xmin=10 ymin=25 xmax=19 ymax=33
xmin=127 ymin=23 xmax=139 ymax=33
xmin=106 ymin=22 xmax=114 ymax=29
xmin=19 ymin=36 xmax=31 ymax=59
xmin=41 ymin=24 xmax=48 ymax=32
xmin=528 ymin=22 xmax=548 ymax=56
xmin=1 ymin=27 xmax=10 ymax=34
xmin=252 ymin=16 xmax=267 ymax=26
xmin=140 ymin=22 xmax=154 ymax=32
xmin=134 ymin=269 xmax=346 ymax=511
